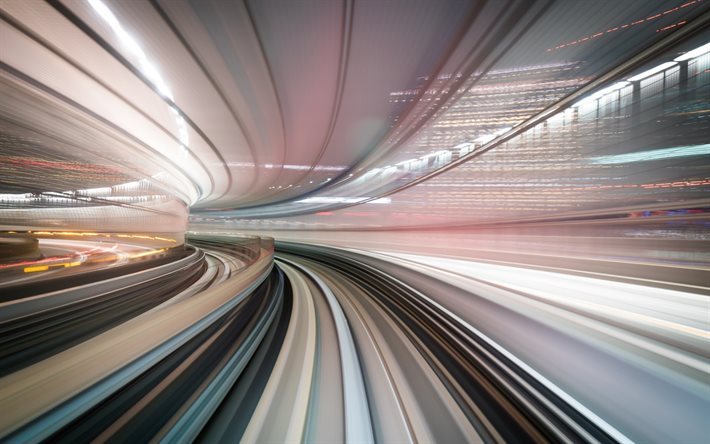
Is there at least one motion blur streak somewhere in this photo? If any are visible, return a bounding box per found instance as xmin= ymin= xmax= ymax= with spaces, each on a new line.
xmin=1 ymin=0 xmax=709 ymax=443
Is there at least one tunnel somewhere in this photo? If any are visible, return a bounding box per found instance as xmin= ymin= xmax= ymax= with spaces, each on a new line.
xmin=0 ymin=1 xmax=709 ymax=442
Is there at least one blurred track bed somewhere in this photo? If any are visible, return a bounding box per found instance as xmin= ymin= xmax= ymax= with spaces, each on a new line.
xmin=367 ymin=251 xmax=709 ymax=364
xmin=0 ymin=236 xmax=705 ymax=442
xmin=276 ymin=242 xmax=709 ymax=444
xmin=0 ymin=235 xmax=268 ymax=376
xmin=277 ymin=243 xmax=620 ymax=443
xmin=0 ymin=235 xmax=277 ymax=441
xmin=0 ymin=246 xmax=206 ymax=376
xmin=50 ymin=267 xmax=283 ymax=443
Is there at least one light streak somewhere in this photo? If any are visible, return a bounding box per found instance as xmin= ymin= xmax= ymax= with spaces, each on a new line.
xmin=88 ymin=0 xmax=193 ymax=184
xmin=657 ymin=20 xmax=687 ymax=32
xmin=546 ymin=0 xmax=704 ymax=52
xmin=627 ymin=62 xmax=678 ymax=82
xmin=28 ymin=231 xmax=177 ymax=243
xmin=674 ymin=41 xmax=710 ymax=61
xmin=590 ymin=144 xmax=710 ymax=164
xmin=574 ymin=82 xmax=630 ymax=107
xmin=296 ymin=197 xmax=391 ymax=204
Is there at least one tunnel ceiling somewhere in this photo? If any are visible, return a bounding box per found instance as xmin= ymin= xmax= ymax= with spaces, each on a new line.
xmin=1 ymin=0 xmax=708 ymax=215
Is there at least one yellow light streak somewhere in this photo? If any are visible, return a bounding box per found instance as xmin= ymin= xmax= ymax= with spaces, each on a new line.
xmin=126 ymin=248 xmax=167 ymax=259
xmin=29 ymin=231 xmax=177 ymax=243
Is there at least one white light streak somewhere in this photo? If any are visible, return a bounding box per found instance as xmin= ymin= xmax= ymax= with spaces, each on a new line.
xmin=574 ymin=81 xmax=630 ymax=107
xmin=674 ymin=42 xmax=710 ymax=62
xmin=627 ymin=62 xmax=677 ymax=82
xmin=88 ymin=0 xmax=189 ymax=161
xmin=295 ymin=196 xmax=391 ymax=204
xmin=590 ymin=144 xmax=710 ymax=164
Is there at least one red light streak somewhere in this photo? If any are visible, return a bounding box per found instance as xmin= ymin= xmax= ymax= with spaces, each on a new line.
xmin=553 ymin=178 xmax=710 ymax=192
xmin=657 ymin=21 xmax=687 ymax=32
xmin=1 ymin=157 xmax=123 ymax=174
xmin=546 ymin=1 xmax=703 ymax=52
xmin=0 ymin=255 xmax=74 ymax=270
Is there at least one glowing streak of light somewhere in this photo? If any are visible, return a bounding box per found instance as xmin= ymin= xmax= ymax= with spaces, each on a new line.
xmin=546 ymin=1 xmax=703 ymax=52
xmin=590 ymin=144 xmax=710 ymax=164
xmin=88 ymin=0 xmax=191 ymax=174
xmin=28 ymin=231 xmax=177 ymax=243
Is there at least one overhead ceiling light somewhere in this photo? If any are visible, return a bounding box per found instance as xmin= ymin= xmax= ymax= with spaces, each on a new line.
xmin=88 ymin=0 xmax=196 ymax=198
xmin=627 ymin=62 xmax=677 ymax=82
xmin=574 ymin=81 xmax=630 ymax=106
xmin=674 ymin=42 xmax=710 ymax=62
